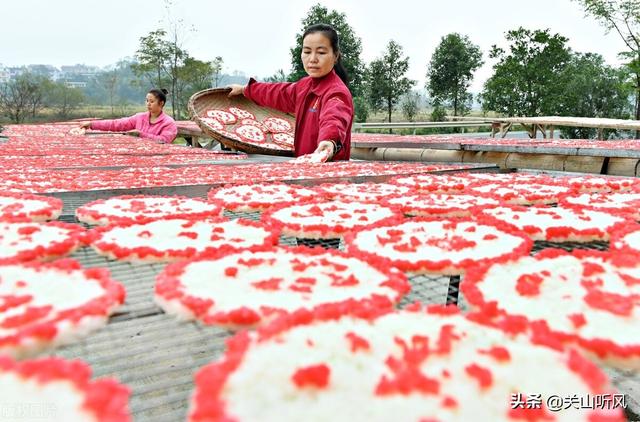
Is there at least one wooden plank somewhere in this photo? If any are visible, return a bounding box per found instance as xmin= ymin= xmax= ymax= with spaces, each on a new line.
xmin=576 ymin=148 xmax=640 ymax=158
xmin=504 ymin=153 xmax=565 ymax=171
xmin=563 ymin=156 xmax=605 ymax=174
xmin=606 ymin=158 xmax=639 ymax=176
xmin=351 ymin=141 xmax=462 ymax=150
xmin=462 ymin=151 xmax=509 ymax=168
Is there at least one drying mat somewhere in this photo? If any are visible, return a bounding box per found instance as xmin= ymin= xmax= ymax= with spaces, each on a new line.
xmin=47 ymin=189 xmax=639 ymax=421
xmin=189 ymin=87 xmax=295 ymax=157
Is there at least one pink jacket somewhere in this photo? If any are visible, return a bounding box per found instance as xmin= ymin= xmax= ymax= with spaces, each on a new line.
xmin=90 ymin=111 xmax=178 ymax=143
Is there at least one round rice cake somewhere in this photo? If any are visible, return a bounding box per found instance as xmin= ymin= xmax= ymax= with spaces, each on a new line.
xmin=87 ymin=217 xmax=279 ymax=263
xmin=239 ymin=119 xmax=266 ymax=131
xmin=463 ymin=249 xmax=640 ymax=370
xmin=0 ymin=259 xmax=125 ymax=358
xmin=208 ymin=183 xmax=317 ymax=212
xmin=217 ymin=129 xmax=243 ymax=142
xmin=155 ymin=246 xmax=409 ymax=328
xmin=228 ymin=106 xmax=255 ymax=120
xmin=263 ymin=117 xmax=293 ymax=133
xmin=345 ymin=217 xmax=532 ymax=275
xmin=234 ymin=124 xmax=266 ymax=143
xmin=76 ymin=195 xmax=224 ymax=226
xmin=200 ymin=117 xmax=224 ymax=131
xmin=189 ymin=305 xmax=622 ymax=422
xmin=0 ymin=356 xmax=131 ymax=421
xmin=0 ymin=192 xmax=63 ymax=221
xmin=389 ymin=174 xmax=469 ymax=194
xmin=262 ymin=201 xmax=402 ymax=239
xmin=386 ymin=193 xmax=500 ymax=217
xmin=610 ymin=223 xmax=640 ymax=255
xmin=559 ymin=175 xmax=640 ymax=193
xmin=0 ymin=221 xmax=85 ymax=263
xmin=479 ymin=205 xmax=630 ymax=242
xmin=271 ymin=132 xmax=294 ymax=149
xmin=467 ymin=183 xmax=572 ymax=205
xmin=560 ymin=192 xmax=640 ymax=219
xmin=205 ymin=109 xmax=237 ymax=124
xmin=315 ymin=182 xmax=411 ymax=203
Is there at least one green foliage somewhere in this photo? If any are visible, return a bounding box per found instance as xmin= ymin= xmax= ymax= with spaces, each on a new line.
xmin=46 ymin=83 xmax=85 ymax=118
xmin=481 ymin=27 xmax=572 ymax=116
xmin=175 ymin=57 xmax=217 ymax=118
xmin=0 ymin=73 xmax=46 ymax=123
xmin=427 ymin=33 xmax=483 ymax=117
xmin=265 ymin=69 xmax=288 ymax=83
xmin=401 ymin=91 xmax=420 ymax=122
xmin=574 ymin=0 xmax=640 ymax=123
xmin=430 ymin=103 xmax=447 ymax=122
xmin=353 ymin=96 xmax=369 ymax=123
xmin=366 ymin=40 xmax=416 ymax=122
xmin=289 ymin=3 xmax=365 ymax=95
xmin=558 ymin=53 xmax=632 ymax=138
xmin=132 ymin=29 xmax=171 ymax=88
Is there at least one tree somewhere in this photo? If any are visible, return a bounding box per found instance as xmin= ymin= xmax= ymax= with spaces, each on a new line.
xmin=99 ymin=69 xmax=119 ymax=116
xmin=366 ymin=40 xmax=416 ymax=123
xmin=175 ymin=57 xmax=216 ymax=118
xmin=0 ymin=73 xmax=43 ymax=123
xmin=558 ymin=53 xmax=632 ymax=138
xmin=574 ymin=0 xmax=640 ymax=134
xmin=481 ymin=28 xmax=572 ymax=117
xmin=211 ymin=56 xmax=224 ymax=87
xmin=132 ymin=29 xmax=170 ymax=88
xmin=47 ymin=82 xmax=85 ymax=118
xmin=265 ymin=69 xmax=288 ymax=83
xmin=427 ymin=33 xmax=483 ymax=117
xmin=401 ymin=91 xmax=421 ymax=122
xmin=289 ymin=4 xmax=365 ymax=96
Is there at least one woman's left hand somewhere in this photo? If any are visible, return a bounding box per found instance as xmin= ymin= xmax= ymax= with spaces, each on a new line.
xmin=314 ymin=140 xmax=335 ymax=160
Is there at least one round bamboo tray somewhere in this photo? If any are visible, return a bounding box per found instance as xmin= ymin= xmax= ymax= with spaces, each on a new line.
xmin=188 ymin=88 xmax=295 ymax=157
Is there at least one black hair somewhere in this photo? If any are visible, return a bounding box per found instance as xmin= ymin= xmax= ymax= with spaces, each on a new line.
xmin=302 ymin=23 xmax=349 ymax=86
xmin=148 ymin=88 xmax=168 ymax=105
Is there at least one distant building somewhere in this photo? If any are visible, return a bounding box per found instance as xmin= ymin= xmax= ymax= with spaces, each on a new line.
xmin=27 ymin=64 xmax=57 ymax=78
xmin=0 ymin=64 xmax=9 ymax=84
xmin=64 ymin=81 xmax=87 ymax=88
xmin=60 ymin=64 xmax=99 ymax=78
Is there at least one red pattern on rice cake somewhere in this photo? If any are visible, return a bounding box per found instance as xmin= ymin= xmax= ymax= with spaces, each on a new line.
xmin=344 ymin=217 xmax=532 ymax=275
xmin=262 ymin=117 xmax=293 ymax=133
xmin=200 ymin=117 xmax=224 ymax=131
xmin=271 ymin=132 xmax=294 ymax=149
xmin=385 ymin=193 xmax=501 ymax=217
xmin=0 ymin=259 xmax=125 ymax=358
xmin=262 ymin=201 xmax=403 ymax=239
xmin=466 ymin=182 xmax=573 ymax=205
xmin=234 ymin=125 xmax=266 ymax=143
xmin=560 ymin=192 xmax=640 ymax=219
xmin=228 ymin=107 xmax=255 ymax=120
xmin=314 ymin=182 xmax=412 ymax=203
xmin=76 ymin=195 xmax=224 ymax=226
xmin=208 ymin=183 xmax=317 ymax=212
xmin=189 ymin=305 xmax=623 ymax=422
xmin=205 ymin=109 xmax=237 ymax=124
xmin=479 ymin=204 xmax=631 ymax=242
xmin=0 ymin=192 xmax=63 ymax=222
xmin=463 ymin=248 xmax=640 ymax=370
xmin=0 ymin=355 xmax=131 ymax=421
xmin=155 ymin=246 xmax=409 ymax=328
xmin=610 ymin=222 xmax=640 ymax=255
xmin=87 ymin=217 xmax=280 ymax=263
xmin=0 ymin=220 xmax=85 ymax=263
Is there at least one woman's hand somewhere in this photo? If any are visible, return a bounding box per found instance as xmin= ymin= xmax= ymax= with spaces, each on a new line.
xmin=69 ymin=121 xmax=90 ymax=135
xmin=227 ymin=84 xmax=246 ymax=97
xmin=314 ymin=140 xmax=336 ymax=161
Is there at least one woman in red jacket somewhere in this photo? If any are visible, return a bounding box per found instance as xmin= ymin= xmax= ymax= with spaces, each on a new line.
xmin=229 ymin=24 xmax=353 ymax=161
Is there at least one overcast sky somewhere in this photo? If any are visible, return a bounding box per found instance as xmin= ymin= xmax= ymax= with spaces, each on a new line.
xmin=1 ymin=0 xmax=628 ymax=91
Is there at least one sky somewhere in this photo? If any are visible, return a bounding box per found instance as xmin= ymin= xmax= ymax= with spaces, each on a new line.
xmin=0 ymin=0 xmax=628 ymax=92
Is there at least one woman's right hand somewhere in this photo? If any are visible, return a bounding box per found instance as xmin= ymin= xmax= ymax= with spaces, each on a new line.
xmin=227 ymin=84 xmax=245 ymax=97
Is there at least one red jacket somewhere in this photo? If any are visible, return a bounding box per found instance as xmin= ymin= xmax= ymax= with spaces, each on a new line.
xmin=244 ymin=69 xmax=353 ymax=160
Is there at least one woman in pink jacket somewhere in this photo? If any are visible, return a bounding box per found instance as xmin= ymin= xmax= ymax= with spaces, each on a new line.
xmin=75 ymin=88 xmax=178 ymax=143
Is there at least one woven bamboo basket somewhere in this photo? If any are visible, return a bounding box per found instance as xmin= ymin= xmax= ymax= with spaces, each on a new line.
xmin=188 ymin=88 xmax=295 ymax=157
